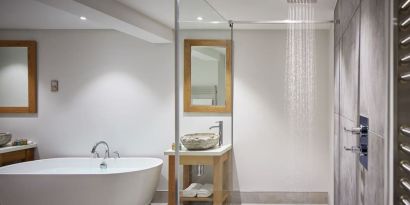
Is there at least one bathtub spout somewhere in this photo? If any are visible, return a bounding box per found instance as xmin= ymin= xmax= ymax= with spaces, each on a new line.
xmin=100 ymin=160 xmax=107 ymax=169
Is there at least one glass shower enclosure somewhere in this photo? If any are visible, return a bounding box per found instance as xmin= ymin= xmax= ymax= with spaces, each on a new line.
xmin=172 ymin=0 xmax=233 ymax=205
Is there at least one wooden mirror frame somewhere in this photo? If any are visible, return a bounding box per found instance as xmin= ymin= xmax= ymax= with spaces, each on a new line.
xmin=0 ymin=40 xmax=37 ymax=113
xmin=184 ymin=39 xmax=232 ymax=113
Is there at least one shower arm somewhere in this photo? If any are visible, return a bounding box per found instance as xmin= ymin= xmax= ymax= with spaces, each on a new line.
xmin=231 ymin=20 xmax=334 ymax=24
xmin=178 ymin=20 xmax=334 ymax=25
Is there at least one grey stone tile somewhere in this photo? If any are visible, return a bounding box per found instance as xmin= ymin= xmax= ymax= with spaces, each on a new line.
xmin=334 ymin=115 xmax=340 ymax=205
xmin=359 ymin=0 xmax=389 ymax=137
xmin=335 ymin=43 xmax=340 ymax=115
xmin=340 ymin=0 xmax=360 ymax=34
xmin=334 ymin=1 xmax=342 ymax=42
xmin=151 ymin=191 xmax=167 ymax=203
xmin=359 ymin=167 xmax=366 ymax=205
xmin=340 ymin=11 xmax=360 ymax=122
xmin=339 ymin=117 xmax=358 ymax=205
xmin=363 ymin=134 xmax=384 ymax=205
xmin=230 ymin=191 xmax=327 ymax=204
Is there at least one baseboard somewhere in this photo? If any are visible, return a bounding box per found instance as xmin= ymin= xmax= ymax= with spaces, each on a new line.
xmin=230 ymin=191 xmax=328 ymax=204
xmin=152 ymin=191 xmax=167 ymax=203
xmin=152 ymin=191 xmax=328 ymax=204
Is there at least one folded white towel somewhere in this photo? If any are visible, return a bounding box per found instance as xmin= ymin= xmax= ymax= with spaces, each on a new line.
xmin=182 ymin=183 xmax=202 ymax=197
xmin=197 ymin=183 xmax=213 ymax=198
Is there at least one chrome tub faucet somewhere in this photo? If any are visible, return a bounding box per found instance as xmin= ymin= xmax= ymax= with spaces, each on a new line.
xmin=91 ymin=141 xmax=110 ymax=158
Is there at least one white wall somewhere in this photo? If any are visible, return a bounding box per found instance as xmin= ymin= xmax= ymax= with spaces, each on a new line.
xmin=0 ymin=30 xmax=174 ymax=190
xmin=0 ymin=29 xmax=332 ymax=194
xmin=232 ymin=30 xmax=331 ymax=192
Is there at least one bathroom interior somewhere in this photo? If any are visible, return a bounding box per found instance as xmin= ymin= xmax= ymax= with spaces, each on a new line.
xmin=0 ymin=0 xmax=405 ymax=204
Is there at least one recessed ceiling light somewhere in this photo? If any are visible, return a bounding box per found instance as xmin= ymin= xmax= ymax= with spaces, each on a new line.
xmin=80 ymin=16 xmax=87 ymax=21
xmin=197 ymin=16 xmax=203 ymax=21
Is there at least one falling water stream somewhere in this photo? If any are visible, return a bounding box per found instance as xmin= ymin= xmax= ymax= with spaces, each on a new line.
xmin=285 ymin=1 xmax=317 ymax=194
xmin=286 ymin=0 xmax=316 ymax=141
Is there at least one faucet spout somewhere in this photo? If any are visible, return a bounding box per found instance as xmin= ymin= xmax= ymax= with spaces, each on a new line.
xmin=91 ymin=141 xmax=110 ymax=158
xmin=209 ymin=121 xmax=223 ymax=146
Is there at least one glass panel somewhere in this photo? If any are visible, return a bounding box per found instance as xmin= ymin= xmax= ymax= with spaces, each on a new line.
xmin=176 ymin=0 xmax=232 ymax=205
xmin=180 ymin=0 xmax=226 ymax=28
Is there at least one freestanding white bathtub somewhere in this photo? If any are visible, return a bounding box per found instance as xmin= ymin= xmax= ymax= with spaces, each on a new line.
xmin=0 ymin=157 xmax=163 ymax=205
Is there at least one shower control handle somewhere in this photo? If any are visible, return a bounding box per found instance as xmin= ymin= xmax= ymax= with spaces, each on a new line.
xmin=344 ymin=127 xmax=361 ymax=134
xmin=344 ymin=146 xmax=361 ymax=153
xmin=344 ymin=125 xmax=368 ymax=135
xmin=344 ymin=146 xmax=367 ymax=157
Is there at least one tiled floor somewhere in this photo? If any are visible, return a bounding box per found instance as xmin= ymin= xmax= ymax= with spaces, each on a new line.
xmin=151 ymin=204 xmax=327 ymax=205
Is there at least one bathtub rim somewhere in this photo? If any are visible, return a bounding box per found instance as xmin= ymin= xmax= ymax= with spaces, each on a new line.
xmin=0 ymin=157 xmax=163 ymax=175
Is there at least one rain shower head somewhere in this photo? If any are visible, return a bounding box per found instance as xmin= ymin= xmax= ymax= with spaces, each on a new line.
xmin=287 ymin=0 xmax=317 ymax=3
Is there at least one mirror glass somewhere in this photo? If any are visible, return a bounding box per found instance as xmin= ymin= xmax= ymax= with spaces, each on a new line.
xmin=191 ymin=46 xmax=226 ymax=106
xmin=0 ymin=47 xmax=29 ymax=107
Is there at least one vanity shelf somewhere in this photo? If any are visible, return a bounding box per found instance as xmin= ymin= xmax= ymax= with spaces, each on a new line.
xmin=180 ymin=196 xmax=213 ymax=202
xmin=165 ymin=144 xmax=232 ymax=205
xmin=180 ymin=192 xmax=228 ymax=203
xmin=0 ymin=143 xmax=37 ymax=166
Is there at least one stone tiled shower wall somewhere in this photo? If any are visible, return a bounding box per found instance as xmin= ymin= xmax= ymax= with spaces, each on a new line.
xmin=334 ymin=0 xmax=388 ymax=204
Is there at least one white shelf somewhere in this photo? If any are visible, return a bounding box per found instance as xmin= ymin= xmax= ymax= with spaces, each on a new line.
xmin=0 ymin=143 xmax=37 ymax=154
xmin=164 ymin=144 xmax=232 ymax=156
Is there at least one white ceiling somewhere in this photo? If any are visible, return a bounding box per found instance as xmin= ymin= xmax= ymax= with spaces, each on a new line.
xmin=0 ymin=0 xmax=336 ymax=41
xmin=207 ymin=0 xmax=336 ymax=22
xmin=115 ymin=0 xmax=337 ymax=29
xmin=115 ymin=0 xmax=175 ymax=28
xmin=0 ymin=0 xmax=337 ymax=30
xmin=0 ymin=0 xmax=106 ymax=29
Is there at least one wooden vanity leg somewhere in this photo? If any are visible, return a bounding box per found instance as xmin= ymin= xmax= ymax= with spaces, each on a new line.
xmin=183 ymin=165 xmax=191 ymax=188
xmin=25 ymin=148 xmax=34 ymax=161
xmin=213 ymin=156 xmax=224 ymax=205
xmin=226 ymin=151 xmax=232 ymax=204
xmin=182 ymin=165 xmax=191 ymax=205
xmin=168 ymin=156 xmax=175 ymax=205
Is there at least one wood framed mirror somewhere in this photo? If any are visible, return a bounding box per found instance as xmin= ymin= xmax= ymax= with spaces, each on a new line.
xmin=184 ymin=39 xmax=232 ymax=113
xmin=0 ymin=40 xmax=37 ymax=113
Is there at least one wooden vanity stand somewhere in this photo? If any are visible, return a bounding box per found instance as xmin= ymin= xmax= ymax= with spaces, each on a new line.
xmin=165 ymin=145 xmax=232 ymax=205
xmin=0 ymin=144 xmax=37 ymax=166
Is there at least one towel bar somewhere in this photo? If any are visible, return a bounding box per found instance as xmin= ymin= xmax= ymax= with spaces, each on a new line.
xmin=401 ymin=144 xmax=410 ymax=154
xmin=401 ymin=72 xmax=410 ymax=81
xmin=401 ymin=178 xmax=410 ymax=192
xmin=402 ymin=196 xmax=410 ymax=205
xmin=401 ymin=161 xmax=410 ymax=173
xmin=401 ymin=126 xmax=410 ymax=135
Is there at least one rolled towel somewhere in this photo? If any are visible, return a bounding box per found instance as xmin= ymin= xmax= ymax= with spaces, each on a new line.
xmin=197 ymin=183 xmax=213 ymax=198
xmin=182 ymin=183 xmax=202 ymax=197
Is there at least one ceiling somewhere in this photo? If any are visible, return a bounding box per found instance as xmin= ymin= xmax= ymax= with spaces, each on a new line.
xmin=0 ymin=0 xmax=106 ymax=29
xmin=206 ymin=0 xmax=336 ymax=22
xmin=0 ymin=0 xmax=337 ymax=29
xmin=116 ymin=0 xmax=337 ymax=29
xmin=0 ymin=0 xmax=337 ymax=42
xmin=115 ymin=0 xmax=175 ymax=28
